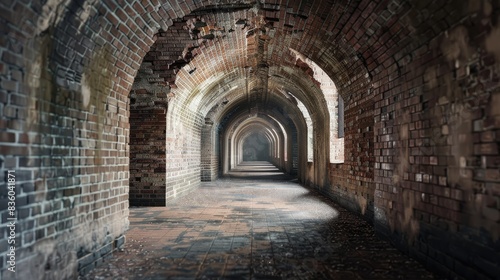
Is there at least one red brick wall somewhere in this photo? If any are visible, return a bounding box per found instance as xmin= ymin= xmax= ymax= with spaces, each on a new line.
xmin=0 ymin=1 xmax=498 ymax=279
xmin=0 ymin=0 xmax=158 ymax=278
xmin=357 ymin=1 xmax=500 ymax=279
xmin=319 ymin=1 xmax=500 ymax=278
xmin=165 ymin=108 xmax=203 ymax=199
xmin=328 ymin=92 xmax=375 ymax=218
xmin=134 ymin=20 xmax=206 ymax=202
xmin=129 ymin=105 xmax=166 ymax=206
xmin=201 ymin=124 xmax=218 ymax=181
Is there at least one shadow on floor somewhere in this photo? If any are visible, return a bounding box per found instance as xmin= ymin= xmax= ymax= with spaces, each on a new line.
xmin=223 ymin=161 xmax=296 ymax=181
xmin=81 ymin=161 xmax=443 ymax=280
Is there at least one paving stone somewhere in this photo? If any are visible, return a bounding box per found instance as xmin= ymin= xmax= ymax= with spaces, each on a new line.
xmin=81 ymin=164 xmax=442 ymax=280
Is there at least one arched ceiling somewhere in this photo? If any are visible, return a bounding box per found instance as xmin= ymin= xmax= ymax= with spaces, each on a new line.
xmin=134 ymin=0 xmax=372 ymax=138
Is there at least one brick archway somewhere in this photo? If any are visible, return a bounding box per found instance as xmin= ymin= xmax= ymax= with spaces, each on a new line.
xmin=1 ymin=1 xmax=499 ymax=278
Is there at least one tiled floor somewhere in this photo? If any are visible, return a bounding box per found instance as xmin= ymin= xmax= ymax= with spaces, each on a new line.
xmin=82 ymin=162 xmax=441 ymax=280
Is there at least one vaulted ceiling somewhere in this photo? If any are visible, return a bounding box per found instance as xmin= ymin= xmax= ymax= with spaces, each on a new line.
xmin=133 ymin=0 xmax=372 ymax=135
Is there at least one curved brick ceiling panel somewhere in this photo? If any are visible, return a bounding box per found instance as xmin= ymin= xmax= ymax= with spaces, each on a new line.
xmin=145 ymin=2 xmax=367 ymax=120
xmin=1 ymin=0 xmax=500 ymax=279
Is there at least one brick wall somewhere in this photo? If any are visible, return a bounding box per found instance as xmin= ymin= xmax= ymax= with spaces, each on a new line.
xmin=133 ymin=20 xmax=207 ymax=203
xmin=356 ymin=1 xmax=500 ymax=279
xmin=128 ymin=46 xmax=172 ymax=206
xmin=0 ymin=1 xmax=498 ymax=279
xmin=327 ymin=93 xmax=375 ymax=219
xmin=201 ymin=123 xmax=218 ymax=181
xmin=0 ymin=0 xmax=159 ymax=278
xmin=165 ymin=108 xmax=203 ymax=200
xmin=316 ymin=0 xmax=500 ymax=278
xmin=129 ymin=105 xmax=167 ymax=206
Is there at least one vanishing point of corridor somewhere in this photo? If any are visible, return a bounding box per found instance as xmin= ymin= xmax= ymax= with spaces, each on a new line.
xmin=82 ymin=162 xmax=439 ymax=280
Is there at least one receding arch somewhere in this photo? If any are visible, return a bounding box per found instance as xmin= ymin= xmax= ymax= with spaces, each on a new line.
xmin=290 ymin=49 xmax=345 ymax=163
xmin=223 ymin=116 xmax=284 ymax=175
xmin=240 ymin=131 xmax=272 ymax=161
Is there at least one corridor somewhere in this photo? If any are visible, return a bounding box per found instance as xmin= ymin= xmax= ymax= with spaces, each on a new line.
xmin=82 ymin=162 xmax=439 ymax=280
xmin=1 ymin=1 xmax=499 ymax=279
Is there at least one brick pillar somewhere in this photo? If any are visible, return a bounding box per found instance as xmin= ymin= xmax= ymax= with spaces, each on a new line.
xmin=201 ymin=123 xmax=218 ymax=181
xmin=129 ymin=106 xmax=166 ymax=206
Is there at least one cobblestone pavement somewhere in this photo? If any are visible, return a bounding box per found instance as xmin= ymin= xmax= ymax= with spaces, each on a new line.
xmin=82 ymin=162 xmax=442 ymax=280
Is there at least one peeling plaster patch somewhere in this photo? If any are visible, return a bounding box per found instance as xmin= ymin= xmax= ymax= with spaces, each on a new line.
xmin=459 ymin=156 xmax=467 ymax=168
xmin=25 ymin=55 xmax=43 ymax=133
xmin=442 ymin=69 xmax=461 ymax=101
xmin=24 ymin=32 xmax=54 ymax=136
xmin=441 ymin=125 xmax=449 ymax=135
xmin=357 ymin=195 xmax=368 ymax=215
xmin=423 ymin=65 xmax=438 ymax=90
xmin=81 ymin=73 xmax=91 ymax=108
xmin=398 ymin=190 xmax=420 ymax=243
xmin=448 ymin=104 xmax=472 ymax=156
xmin=400 ymin=123 xmax=409 ymax=139
xmin=485 ymin=25 xmax=500 ymax=62
xmin=440 ymin=25 xmax=473 ymax=64
xmin=31 ymin=234 xmax=78 ymax=279
xmin=27 ymin=58 xmax=42 ymax=89
xmin=36 ymin=0 xmax=71 ymax=35
xmin=394 ymin=112 xmax=410 ymax=184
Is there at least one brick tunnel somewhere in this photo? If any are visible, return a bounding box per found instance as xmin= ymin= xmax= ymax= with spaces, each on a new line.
xmin=0 ymin=0 xmax=499 ymax=279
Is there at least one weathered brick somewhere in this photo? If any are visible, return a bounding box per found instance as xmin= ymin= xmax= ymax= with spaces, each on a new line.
xmin=0 ymin=1 xmax=498 ymax=280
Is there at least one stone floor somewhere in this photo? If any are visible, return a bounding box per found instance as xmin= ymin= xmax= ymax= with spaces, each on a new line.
xmin=82 ymin=162 xmax=442 ymax=280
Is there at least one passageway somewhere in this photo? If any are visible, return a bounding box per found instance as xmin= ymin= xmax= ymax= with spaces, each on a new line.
xmin=1 ymin=1 xmax=499 ymax=279
xmin=83 ymin=162 xmax=439 ymax=279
